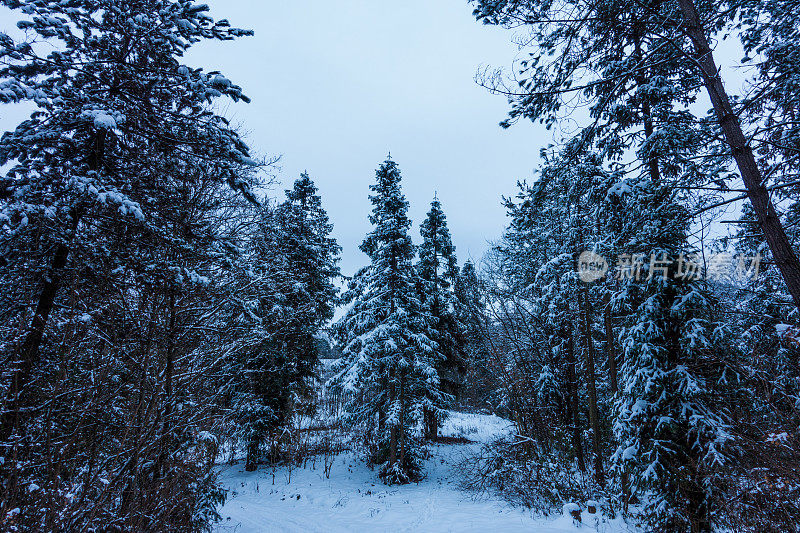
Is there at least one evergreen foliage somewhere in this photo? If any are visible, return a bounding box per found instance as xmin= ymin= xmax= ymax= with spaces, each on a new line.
xmin=417 ymin=197 xmax=463 ymax=438
xmin=231 ymin=173 xmax=340 ymax=471
xmin=0 ymin=1 xmax=258 ymax=529
xmin=333 ymin=158 xmax=445 ymax=484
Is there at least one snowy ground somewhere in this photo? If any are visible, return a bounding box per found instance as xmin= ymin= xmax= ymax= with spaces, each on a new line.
xmin=213 ymin=412 xmax=630 ymax=533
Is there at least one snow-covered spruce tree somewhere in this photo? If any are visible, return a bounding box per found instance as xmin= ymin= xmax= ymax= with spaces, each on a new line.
xmin=231 ymin=173 xmax=340 ymax=471
xmin=454 ymin=261 xmax=485 ymax=352
xmin=333 ymin=157 xmax=444 ymax=484
xmin=417 ymin=197 xmax=463 ymax=439
xmin=275 ymin=172 xmax=341 ymax=413
xmin=610 ymin=176 xmax=736 ymax=531
xmin=0 ymin=1 xmax=257 ymax=530
xmin=480 ymin=136 xmax=737 ymax=523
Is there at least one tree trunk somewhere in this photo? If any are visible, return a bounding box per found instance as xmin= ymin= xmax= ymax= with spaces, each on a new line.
xmin=245 ymin=440 xmax=259 ymax=472
xmin=388 ymin=367 xmax=398 ymax=467
xmin=157 ymin=288 xmax=178 ymax=477
xmin=2 ymin=131 xmax=105 ymax=443
xmin=564 ymin=326 xmax=586 ymax=472
xmin=622 ymin=469 xmax=631 ymax=515
xmin=1 ymin=219 xmax=80 ymax=447
xmin=388 ymin=425 xmax=398 ymax=465
xmin=399 ymin=370 xmax=406 ymax=468
xmin=633 ymin=25 xmax=661 ymax=184
xmin=605 ymin=293 xmax=618 ymax=394
xmin=424 ymin=407 xmax=439 ymax=441
xmin=582 ymin=290 xmax=605 ymax=486
xmin=678 ymin=0 xmax=800 ymax=312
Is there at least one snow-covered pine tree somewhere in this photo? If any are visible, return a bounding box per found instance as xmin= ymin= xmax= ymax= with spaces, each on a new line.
xmin=497 ymin=143 xmax=620 ymax=488
xmin=454 ymin=261 xmax=484 ymax=345
xmin=231 ymin=173 xmax=340 ymax=471
xmin=611 ymin=180 xmax=734 ymax=531
xmin=417 ymin=197 xmax=463 ymax=439
xmin=602 ymin=79 xmax=736 ymax=525
xmin=0 ymin=1 xmax=257 ymax=529
xmin=278 ymin=172 xmax=341 ymax=408
xmin=471 ymin=2 xmax=750 ymax=524
xmin=229 ymin=204 xmax=285 ymax=472
xmin=696 ymin=4 xmax=800 ymax=526
xmin=333 ymin=157 xmax=444 ymax=484
xmin=731 ymin=0 xmax=800 ymax=315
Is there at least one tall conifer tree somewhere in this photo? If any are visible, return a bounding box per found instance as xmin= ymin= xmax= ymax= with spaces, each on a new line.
xmin=334 ymin=157 xmax=444 ymax=484
xmin=233 ymin=173 xmax=340 ymax=470
xmin=417 ymin=197 xmax=463 ymax=438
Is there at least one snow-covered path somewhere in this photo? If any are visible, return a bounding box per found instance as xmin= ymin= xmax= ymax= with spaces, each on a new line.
xmin=213 ymin=412 xmax=615 ymax=533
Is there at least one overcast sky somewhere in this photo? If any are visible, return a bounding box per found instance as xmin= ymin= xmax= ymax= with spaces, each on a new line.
xmin=185 ymin=0 xmax=547 ymax=277
xmin=0 ymin=1 xmax=547 ymax=279
xmin=0 ymin=1 xmax=754 ymax=278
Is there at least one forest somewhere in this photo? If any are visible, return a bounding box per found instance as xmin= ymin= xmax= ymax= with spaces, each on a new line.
xmin=1 ymin=0 xmax=799 ymax=532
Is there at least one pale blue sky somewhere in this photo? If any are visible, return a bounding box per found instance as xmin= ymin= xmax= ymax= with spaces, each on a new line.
xmin=0 ymin=2 xmax=755 ymax=277
xmin=0 ymin=1 xmax=546 ymax=278
xmin=187 ymin=0 xmax=546 ymax=277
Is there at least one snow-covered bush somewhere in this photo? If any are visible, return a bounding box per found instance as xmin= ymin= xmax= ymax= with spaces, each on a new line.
xmin=459 ymin=436 xmax=607 ymax=516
